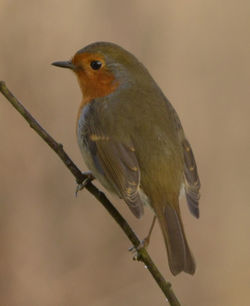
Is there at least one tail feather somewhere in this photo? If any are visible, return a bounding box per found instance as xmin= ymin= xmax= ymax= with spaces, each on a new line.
xmin=160 ymin=204 xmax=196 ymax=275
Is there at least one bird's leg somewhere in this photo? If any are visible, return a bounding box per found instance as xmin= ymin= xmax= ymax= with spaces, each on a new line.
xmin=141 ymin=215 xmax=157 ymax=248
xmin=129 ymin=215 xmax=157 ymax=257
xmin=75 ymin=171 xmax=95 ymax=197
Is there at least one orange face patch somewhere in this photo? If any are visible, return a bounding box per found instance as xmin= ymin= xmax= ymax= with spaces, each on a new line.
xmin=72 ymin=52 xmax=119 ymax=104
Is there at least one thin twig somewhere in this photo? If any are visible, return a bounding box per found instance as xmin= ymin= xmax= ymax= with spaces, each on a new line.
xmin=0 ymin=81 xmax=181 ymax=306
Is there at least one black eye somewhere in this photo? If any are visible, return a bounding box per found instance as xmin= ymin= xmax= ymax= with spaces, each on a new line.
xmin=90 ymin=60 xmax=102 ymax=70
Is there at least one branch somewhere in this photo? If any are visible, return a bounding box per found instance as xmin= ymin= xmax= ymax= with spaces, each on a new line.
xmin=0 ymin=81 xmax=181 ymax=306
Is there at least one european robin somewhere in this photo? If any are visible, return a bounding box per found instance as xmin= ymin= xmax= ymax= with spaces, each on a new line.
xmin=52 ymin=42 xmax=200 ymax=275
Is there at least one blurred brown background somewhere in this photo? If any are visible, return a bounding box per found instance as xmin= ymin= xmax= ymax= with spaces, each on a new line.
xmin=0 ymin=1 xmax=249 ymax=305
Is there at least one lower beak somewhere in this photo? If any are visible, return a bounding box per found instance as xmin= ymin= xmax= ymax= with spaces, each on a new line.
xmin=52 ymin=61 xmax=75 ymax=70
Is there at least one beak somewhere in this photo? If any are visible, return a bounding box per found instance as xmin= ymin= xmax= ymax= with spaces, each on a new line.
xmin=51 ymin=60 xmax=76 ymax=70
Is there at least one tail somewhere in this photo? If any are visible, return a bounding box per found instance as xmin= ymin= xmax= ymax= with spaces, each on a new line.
xmin=157 ymin=204 xmax=196 ymax=276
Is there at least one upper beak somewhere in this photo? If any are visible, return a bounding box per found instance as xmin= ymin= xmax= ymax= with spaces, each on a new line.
xmin=52 ymin=60 xmax=76 ymax=70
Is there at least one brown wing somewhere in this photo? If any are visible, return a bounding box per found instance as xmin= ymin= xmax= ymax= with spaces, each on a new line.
xmin=84 ymin=126 xmax=144 ymax=218
xmin=182 ymin=138 xmax=200 ymax=218
xmin=168 ymin=102 xmax=200 ymax=218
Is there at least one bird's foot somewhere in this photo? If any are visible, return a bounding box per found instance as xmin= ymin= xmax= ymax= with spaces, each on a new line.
xmin=128 ymin=216 xmax=156 ymax=260
xmin=129 ymin=238 xmax=150 ymax=260
xmin=75 ymin=171 xmax=95 ymax=197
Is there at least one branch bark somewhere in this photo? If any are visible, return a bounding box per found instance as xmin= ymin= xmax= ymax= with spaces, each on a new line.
xmin=0 ymin=81 xmax=181 ymax=306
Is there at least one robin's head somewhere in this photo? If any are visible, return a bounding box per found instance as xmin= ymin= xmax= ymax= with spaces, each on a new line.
xmin=52 ymin=42 xmax=150 ymax=102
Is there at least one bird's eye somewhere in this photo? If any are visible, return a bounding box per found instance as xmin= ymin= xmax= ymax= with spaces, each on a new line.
xmin=90 ymin=60 xmax=102 ymax=70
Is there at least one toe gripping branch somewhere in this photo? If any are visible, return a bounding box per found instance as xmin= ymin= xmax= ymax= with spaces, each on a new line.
xmin=75 ymin=171 xmax=95 ymax=197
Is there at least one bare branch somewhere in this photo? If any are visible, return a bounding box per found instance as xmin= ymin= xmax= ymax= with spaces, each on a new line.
xmin=0 ymin=81 xmax=181 ymax=306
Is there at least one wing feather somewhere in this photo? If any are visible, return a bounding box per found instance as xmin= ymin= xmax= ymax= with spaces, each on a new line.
xmin=182 ymin=138 xmax=200 ymax=218
xmin=84 ymin=119 xmax=144 ymax=218
xmin=168 ymin=102 xmax=200 ymax=218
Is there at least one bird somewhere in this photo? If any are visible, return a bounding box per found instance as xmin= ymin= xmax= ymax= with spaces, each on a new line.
xmin=52 ymin=41 xmax=200 ymax=276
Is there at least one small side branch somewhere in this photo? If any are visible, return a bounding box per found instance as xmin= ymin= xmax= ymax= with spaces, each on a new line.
xmin=0 ymin=81 xmax=181 ymax=306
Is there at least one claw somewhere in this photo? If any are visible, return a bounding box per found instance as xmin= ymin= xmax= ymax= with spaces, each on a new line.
xmin=75 ymin=172 xmax=94 ymax=197
xmin=128 ymin=246 xmax=139 ymax=261
xmin=129 ymin=238 xmax=149 ymax=260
